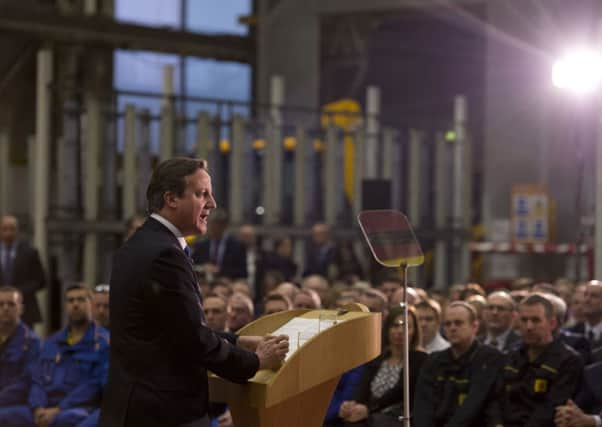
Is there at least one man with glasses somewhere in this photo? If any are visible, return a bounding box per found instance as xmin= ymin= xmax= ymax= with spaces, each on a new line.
xmin=482 ymin=291 xmax=520 ymax=353
xmin=0 ymin=286 xmax=41 ymax=426
xmin=414 ymin=301 xmax=504 ymax=427
xmin=92 ymin=284 xmax=110 ymax=330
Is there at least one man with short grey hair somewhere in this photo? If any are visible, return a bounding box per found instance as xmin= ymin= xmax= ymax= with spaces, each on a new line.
xmin=482 ymin=291 xmax=520 ymax=353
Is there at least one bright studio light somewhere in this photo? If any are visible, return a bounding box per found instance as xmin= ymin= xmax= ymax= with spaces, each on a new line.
xmin=552 ymin=49 xmax=602 ymax=95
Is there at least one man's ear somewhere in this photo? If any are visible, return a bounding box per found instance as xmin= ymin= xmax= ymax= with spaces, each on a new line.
xmin=164 ymin=191 xmax=178 ymax=208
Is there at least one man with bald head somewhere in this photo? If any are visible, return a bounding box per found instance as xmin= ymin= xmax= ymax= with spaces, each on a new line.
xmin=0 ymin=215 xmax=45 ymax=327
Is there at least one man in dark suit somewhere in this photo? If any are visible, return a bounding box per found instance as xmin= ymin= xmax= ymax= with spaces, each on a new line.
xmin=568 ymin=280 xmax=602 ymax=349
xmin=191 ymin=208 xmax=247 ymax=280
xmin=0 ymin=215 xmax=45 ymax=326
xmin=99 ymin=158 xmax=288 ymax=427
xmin=481 ymin=291 xmax=521 ymax=352
xmin=303 ymin=223 xmax=336 ymax=278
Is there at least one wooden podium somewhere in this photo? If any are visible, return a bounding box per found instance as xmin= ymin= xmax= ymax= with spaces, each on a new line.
xmin=209 ymin=304 xmax=381 ymax=427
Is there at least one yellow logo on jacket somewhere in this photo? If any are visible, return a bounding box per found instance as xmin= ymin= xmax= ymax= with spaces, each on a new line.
xmin=534 ymin=378 xmax=548 ymax=393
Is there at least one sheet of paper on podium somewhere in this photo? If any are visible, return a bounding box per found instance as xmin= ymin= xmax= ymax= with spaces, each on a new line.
xmin=272 ymin=316 xmax=338 ymax=360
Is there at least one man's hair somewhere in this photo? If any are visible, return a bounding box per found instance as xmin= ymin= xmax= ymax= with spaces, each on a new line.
xmin=361 ymin=288 xmax=388 ymax=311
xmin=487 ymin=291 xmax=516 ymax=310
xmin=520 ymin=293 xmax=556 ymax=319
xmin=264 ymin=292 xmax=292 ymax=309
xmin=0 ymin=286 xmax=23 ymax=303
xmin=540 ymin=292 xmax=567 ymax=326
xmin=65 ymin=284 xmax=93 ymax=300
xmin=446 ymin=301 xmax=478 ymax=323
xmin=228 ymin=292 xmax=254 ymax=315
xmin=415 ymin=299 xmax=442 ymax=321
xmin=146 ymin=157 xmax=208 ymax=213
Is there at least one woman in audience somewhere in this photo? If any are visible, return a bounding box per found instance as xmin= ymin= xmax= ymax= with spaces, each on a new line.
xmin=338 ymin=306 xmax=427 ymax=426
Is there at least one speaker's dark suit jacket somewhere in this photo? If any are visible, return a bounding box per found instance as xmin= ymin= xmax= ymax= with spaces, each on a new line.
xmin=191 ymin=234 xmax=247 ymax=279
xmin=99 ymin=218 xmax=259 ymax=427
xmin=0 ymin=240 xmax=45 ymax=325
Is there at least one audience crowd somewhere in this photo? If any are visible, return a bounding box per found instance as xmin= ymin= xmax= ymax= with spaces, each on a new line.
xmin=1 ymin=211 xmax=602 ymax=427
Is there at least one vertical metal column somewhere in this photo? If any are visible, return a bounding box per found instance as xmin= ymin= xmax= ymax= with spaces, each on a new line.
xmin=324 ymin=125 xmax=338 ymax=225
xmin=83 ymin=85 xmax=101 ymax=286
xmin=294 ymin=126 xmax=307 ymax=274
xmin=382 ymin=127 xmax=394 ymax=181
xmin=229 ymin=115 xmax=245 ymax=225
xmin=57 ymin=101 xmax=80 ymax=282
xmin=434 ymin=132 xmax=448 ymax=290
xmin=353 ymin=128 xmax=366 ymax=217
xmin=294 ymin=126 xmax=307 ymax=227
xmin=34 ymin=48 xmax=52 ymax=269
xmin=0 ymin=131 xmax=9 ymax=215
xmin=160 ymin=65 xmax=175 ymax=162
xmin=592 ymin=20 xmax=602 ymax=280
xmin=407 ymin=129 xmax=422 ymax=226
xmin=264 ymin=75 xmax=284 ymax=225
xmin=382 ymin=127 xmax=396 ymax=209
xmin=138 ymin=109 xmax=151 ymax=212
xmin=452 ymin=95 xmax=470 ymax=282
xmin=28 ymin=135 xmax=36 ymax=214
xmin=365 ymin=86 xmax=380 ymax=179
xmin=123 ymin=105 xmax=137 ymax=220
xmin=407 ymin=129 xmax=422 ymax=285
xmin=596 ymin=22 xmax=602 ymax=278
xmin=196 ymin=111 xmax=212 ymax=161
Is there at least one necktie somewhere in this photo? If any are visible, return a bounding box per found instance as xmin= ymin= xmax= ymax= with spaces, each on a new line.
xmin=588 ymin=329 xmax=595 ymax=342
xmin=184 ymin=246 xmax=191 ymax=259
xmin=490 ymin=338 xmax=499 ymax=349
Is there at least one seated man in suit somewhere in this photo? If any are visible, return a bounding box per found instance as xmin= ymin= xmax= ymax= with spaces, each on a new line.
xmin=27 ymin=284 xmax=109 ymax=427
xmin=554 ymin=361 xmax=602 ymax=427
xmin=0 ymin=287 xmax=41 ymax=427
xmin=482 ymin=291 xmax=520 ymax=353
xmin=192 ymin=208 xmax=247 ymax=281
xmin=568 ymin=280 xmax=602 ymax=348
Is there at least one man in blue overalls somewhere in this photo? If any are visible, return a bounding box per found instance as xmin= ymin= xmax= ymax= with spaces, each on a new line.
xmin=27 ymin=284 xmax=109 ymax=427
xmin=0 ymin=286 xmax=41 ymax=427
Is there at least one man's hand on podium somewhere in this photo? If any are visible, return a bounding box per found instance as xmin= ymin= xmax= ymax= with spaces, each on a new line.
xmin=256 ymin=335 xmax=289 ymax=370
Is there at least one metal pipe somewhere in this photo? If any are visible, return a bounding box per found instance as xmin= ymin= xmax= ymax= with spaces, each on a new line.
xmin=83 ymin=82 xmax=101 ymax=286
xmin=400 ymin=263 xmax=411 ymax=427
xmin=229 ymin=115 xmax=244 ymax=224
xmin=160 ymin=65 xmax=175 ymax=161
xmin=33 ymin=47 xmax=52 ymax=269
xmin=353 ymin=128 xmax=365 ymax=218
xmin=325 ymin=125 xmax=338 ymax=225
xmin=452 ymin=95 xmax=469 ymax=282
xmin=294 ymin=126 xmax=307 ymax=227
xmin=592 ymin=20 xmax=602 ymax=278
xmin=138 ymin=109 xmax=151 ymax=211
xmin=123 ymin=104 xmax=137 ymax=219
xmin=434 ymin=132 xmax=448 ymax=290
xmin=196 ymin=111 xmax=212 ymax=161
xmin=0 ymin=130 xmax=9 ymax=215
xmin=365 ymin=86 xmax=380 ymax=179
xmin=265 ymin=75 xmax=284 ymax=224
xmin=407 ymin=129 xmax=422 ymax=227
